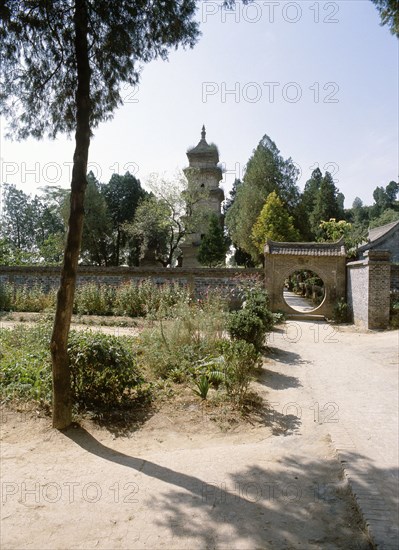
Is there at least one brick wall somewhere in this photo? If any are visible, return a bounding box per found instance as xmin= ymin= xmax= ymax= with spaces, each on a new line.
xmin=264 ymin=253 xmax=346 ymax=318
xmin=347 ymin=250 xmax=391 ymax=329
xmin=391 ymin=264 xmax=399 ymax=293
xmin=0 ymin=265 xmax=263 ymax=303
xmin=347 ymin=260 xmax=369 ymax=327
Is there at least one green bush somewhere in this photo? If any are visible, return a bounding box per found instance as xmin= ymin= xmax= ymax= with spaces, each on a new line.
xmin=137 ymin=297 xmax=227 ymax=379
xmin=68 ymin=331 xmax=144 ymax=409
xmin=74 ymin=283 xmax=116 ymax=316
xmin=227 ymin=285 xmax=274 ymax=351
xmin=0 ymin=322 xmax=53 ymax=401
xmin=227 ymin=309 xmax=266 ymax=350
xmin=0 ymin=323 xmax=148 ymax=412
xmin=390 ymin=293 xmax=399 ymax=328
xmin=0 ymin=282 xmax=12 ymax=311
xmin=112 ymin=281 xmax=190 ymax=318
xmin=195 ymin=340 xmax=261 ymax=405
xmin=0 ymin=282 xmax=56 ymax=313
xmin=219 ymin=339 xmax=261 ymax=404
xmin=333 ymin=298 xmax=350 ymax=323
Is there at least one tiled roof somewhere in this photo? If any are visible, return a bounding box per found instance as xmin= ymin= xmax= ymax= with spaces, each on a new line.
xmin=358 ymin=220 xmax=399 ymax=252
xmin=265 ymin=238 xmax=346 ymax=256
xmin=368 ymin=220 xmax=399 ymax=243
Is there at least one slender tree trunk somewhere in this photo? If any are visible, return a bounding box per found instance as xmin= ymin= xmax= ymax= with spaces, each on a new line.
xmin=50 ymin=0 xmax=91 ymax=430
xmin=116 ymin=227 xmax=121 ymax=265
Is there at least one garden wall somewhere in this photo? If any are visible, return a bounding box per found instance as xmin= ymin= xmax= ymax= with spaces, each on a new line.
xmin=0 ymin=265 xmax=263 ymax=301
xmin=347 ymin=250 xmax=391 ymax=329
xmin=391 ymin=264 xmax=399 ymax=293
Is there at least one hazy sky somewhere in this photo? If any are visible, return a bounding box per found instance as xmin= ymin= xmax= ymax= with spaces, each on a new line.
xmin=0 ymin=0 xmax=397 ymax=208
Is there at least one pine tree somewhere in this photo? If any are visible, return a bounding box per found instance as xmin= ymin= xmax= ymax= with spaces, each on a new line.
xmin=197 ymin=215 xmax=229 ymax=268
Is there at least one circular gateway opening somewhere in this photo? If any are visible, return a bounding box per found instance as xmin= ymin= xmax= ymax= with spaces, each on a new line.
xmin=283 ymin=270 xmax=325 ymax=313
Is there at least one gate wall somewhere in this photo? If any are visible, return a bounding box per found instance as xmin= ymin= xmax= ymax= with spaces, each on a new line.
xmin=264 ymin=240 xmax=347 ymax=318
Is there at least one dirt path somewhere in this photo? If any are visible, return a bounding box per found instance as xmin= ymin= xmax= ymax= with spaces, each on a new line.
xmin=268 ymin=321 xmax=399 ymax=549
xmin=1 ymin=321 xmax=391 ymax=549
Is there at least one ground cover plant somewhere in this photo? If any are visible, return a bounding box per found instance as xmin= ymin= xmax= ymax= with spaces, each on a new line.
xmin=0 ymin=281 xmax=190 ymax=317
xmin=390 ymin=292 xmax=399 ymax=328
xmin=0 ymin=283 xmax=276 ymax=421
xmin=0 ymin=322 xmax=148 ymax=415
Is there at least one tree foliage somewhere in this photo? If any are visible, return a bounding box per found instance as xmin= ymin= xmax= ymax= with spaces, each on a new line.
xmin=102 ymin=172 xmax=147 ymax=265
xmin=370 ymin=0 xmax=399 ymax=37
xmin=0 ymin=1 xmax=202 ymax=139
xmin=125 ymin=172 xmax=209 ymax=267
xmin=0 ymin=183 xmax=66 ymax=264
xmin=251 ymin=191 xmax=300 ymax=254
xmin=197 ymin=214 xmax=230 ymax=267
xmin=225 ymin=135 xmax=300 ymax=262
xmin=0 ymin=0 xmax=216 ymax=429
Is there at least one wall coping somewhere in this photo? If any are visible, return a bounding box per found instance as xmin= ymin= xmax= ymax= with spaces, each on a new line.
xmin=0 ymin=265 xmax=263 ymax=278
xmin=347 ymin=259 xmax=368 ymax=268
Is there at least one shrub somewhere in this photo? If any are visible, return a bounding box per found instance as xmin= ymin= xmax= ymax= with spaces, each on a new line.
xmin=137 ymin=298 xmax=228 ymax=379
xmin=390 ymin=292 xmax=399 ymax=328
xmin=113 ymin=281 xmax=190 ymax=318
xmin=227 ymin=309 xmax=266 ymax=350
xmin=13 ymin=284 xmax=56 ymax=312
xmin=227 ymin=285 xmax=274 ymax=351
xmin=67 ymin=331 xmax=144 ymax=409
xmin=196 ymin=340 xmax=261 ymax=405
xmin=333 ymin=298 xmax=349 ymax=323
xmin=221 ymin=339 xmax=261 ymax=405
xmin=74 ymin=283 xmax=115 ymax=315
xmin=0 ymin=282 xmax=12 ymax=311
xmin=0 ymin=322 xmax=53 ymax=402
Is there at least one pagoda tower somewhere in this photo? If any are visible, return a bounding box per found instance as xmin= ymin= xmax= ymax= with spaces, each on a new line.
xmin=181 ymin=126 xmax=225 ymax=267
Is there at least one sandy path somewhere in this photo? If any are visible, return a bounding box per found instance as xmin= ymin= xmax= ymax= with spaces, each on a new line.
xmin=0 ymin=321 xmax=381 ymax=549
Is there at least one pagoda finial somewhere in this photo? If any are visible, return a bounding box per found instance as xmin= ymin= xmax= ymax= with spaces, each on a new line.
xmin=201 ymin=125 xmax=206 ymax=141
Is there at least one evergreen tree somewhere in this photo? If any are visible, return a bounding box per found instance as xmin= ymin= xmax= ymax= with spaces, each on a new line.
xmin=0 ymin=0 xmax=211 ymax=428
xmin=370 ymin=0 xmax=399 ymax=36
xmin=310 ymin=172 xmax=344 ymax=238
xmin=101 ymin=172 xmax=147 ymax=265
xmin=298 ymin=168 xmax=323 ymax=240
xmin=225 ymin=135 xmax=300 ymax=262
xmin=197 ymin=215 xmax=230 ymax=268
xmin=251 ymin=191 xmax=300 ymax=255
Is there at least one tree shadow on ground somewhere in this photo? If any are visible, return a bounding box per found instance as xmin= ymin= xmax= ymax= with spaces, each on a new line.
xmin=242 ymin=392 xmax=302 ymax=435
xmin=266 ymin=347 xmax=311 ymax=366
xmin=259 ymin=367 xmax=302 ymax=390
xmin=76 ymin=398 xmax=157 ymax=438
xmin=63 ymin=426 xmax=375 ymax=549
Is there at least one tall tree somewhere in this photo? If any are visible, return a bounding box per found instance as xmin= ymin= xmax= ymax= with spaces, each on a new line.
xmin=102 ymin=172 xmax=147 ymax=265
xmin=126 ymin=172 xmax=209 ymax=267
xmin=370 ymin=0 xmax=399 ymax=36
xmin=225 ymin=134 xmax=300 ymax=262
xmin=81 ymin=172 xmax=113 ymax=265
xmin=251 ymin=191 xmax=300 ymax=255
xmin=1 ymin=184 xmax=35 ymax=252
xmin=0 ymin=0 xmax=225 ymax=429
xmin=197 ymin=214 xmax=230 ymax=268
xmin=310 ymin=172 xmax=344 ymax=238
xmin=298 ymin=168 xmax=323 ymax=240
xmin=127 ymin=194 xmax=173 ymax=266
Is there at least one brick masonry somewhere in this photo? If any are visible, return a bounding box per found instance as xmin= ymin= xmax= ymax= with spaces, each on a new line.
xmin=264 ymin=241 xmax=347 ymax=319
xmin=0 ymin=265 xmax=263 ymax=304
xmin=391 ymin=264 xmax=399 ymax=293
xmin=1 ymin=256 xmax=396 ymax=329
xmin=347 ymin=250 xmax=392 ymax=329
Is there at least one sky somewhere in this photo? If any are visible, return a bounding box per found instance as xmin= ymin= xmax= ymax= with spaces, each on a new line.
xmin=0 ymin=0 xmax=398 ymax=209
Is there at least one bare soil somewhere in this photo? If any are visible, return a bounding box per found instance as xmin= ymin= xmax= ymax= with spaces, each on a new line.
xmin=0 ymin=319 xmax=376 ymax=549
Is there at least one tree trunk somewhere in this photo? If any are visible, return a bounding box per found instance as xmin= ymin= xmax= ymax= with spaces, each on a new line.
xmin=116 ymin=227 xmax=121 ymax=265
xmin=50 ymin=0 xmax=91 ymax=430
